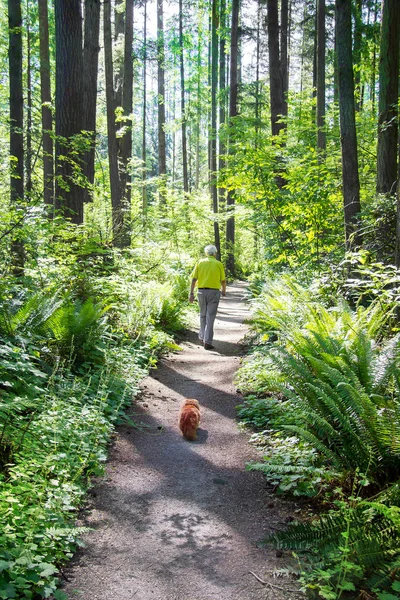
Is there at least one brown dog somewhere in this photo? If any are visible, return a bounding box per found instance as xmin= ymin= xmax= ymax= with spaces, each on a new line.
xmin=178 ymin=399 xmax=201 ymax=441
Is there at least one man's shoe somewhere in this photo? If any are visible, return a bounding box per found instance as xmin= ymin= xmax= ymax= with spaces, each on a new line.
xmin=204 ymin=343 xmax=215 ymax=350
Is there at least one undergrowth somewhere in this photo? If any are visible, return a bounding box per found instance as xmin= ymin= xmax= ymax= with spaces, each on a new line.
xmin=236 ymin=274 xmax=400 ymax=599
xmin=0 ymin=247 xmax=190 ymax=599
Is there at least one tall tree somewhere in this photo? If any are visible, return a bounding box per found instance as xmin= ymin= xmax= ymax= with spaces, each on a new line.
xmin=353 ymin=0 xmax=363 ymax=111
xmin=157 ymin=0 xmax=167 ymax=202
xmin=119 ymin=0 xmax=133 ymax=244
xmin=280 ymin=0 xmax=289 ymax=105
xmin=26 ymin=0 xmax=32 ymax=199
xmin=104 ymin=0 xmax=122 ymax=244
xmin=226 ymin=0 xmax=240 ymax=274
xmin=211 ymin=0 xmax=221 ymax=256
xmin=316 ymin=0 xmax=326 ymax=153
xmin=82 ymin=0 xmax=101 ymax=203
xmin=142 ymin=0 xmax=148 ymax=213
xmin=336 ymin=0 xmax=361 ymax=249
xmin=179 ymin=0 xmax=189 ymax=194
xmin=54 ymin=0 xmax=84 ymax=223
xmin=266 ymin=0 xmax=286 ymax=136
xmin=376 ymin=0 xmax=400 ymax=196
xmin=38 ymin=0 xmax=54 ymax=208
xmin=8 ymin=0 xmax=24 ymax=271
xmin=218 ymin=0 xmax=227 ymax=206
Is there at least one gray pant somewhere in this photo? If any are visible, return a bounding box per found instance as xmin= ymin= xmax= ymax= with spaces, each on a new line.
xmin=197 ymin=288 xmax=220 ymax=344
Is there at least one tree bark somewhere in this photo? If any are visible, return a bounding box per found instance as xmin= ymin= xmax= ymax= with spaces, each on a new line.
xmin=218 ymin=0 xmax=226 ymax=207
xmin=157 ymin=0 xmax=167 ymax=202
xmin=26 ymin=1 xmax=32 ymax=199
xmin=376 ymin=0 xmax=400 ymax=196
xmin=104 ymin=0 xmax=123 ymax=245
xmin=226 ymin=0 xmax=239 ymax=274
xmin=54 ymin=0 xmax=85 ymax=224
xmin=266 ymin=0 xmax=286 ymax=137
xmin=142 ymin=0 xmax=148 ymax=214
xmin=353 ymin=0 xmax=363 ymax=112
xmin=336 ymin=0 xmax=362 ymax=249
xmin=211 ymin=0 xmax=221 ymax=257
xmin=8 ymin=0 xmax=24 ymax=272
xmin=38 ymin=0 xmax=54 ymax=209
xmin=119 ymin=0 xmax=133 ymax=245
xmin=316 ymin=0 xmax=326 ymax=153
xmin=82 ymin=0 xmax=101 ymax=203
xmin=179 ymin=0 xmax=189 ymax=194
xmin=280 ymin=0 xmax=289 ymax=113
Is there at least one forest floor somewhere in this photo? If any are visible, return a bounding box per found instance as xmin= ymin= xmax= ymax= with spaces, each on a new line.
xmin=62 ymin=282 xmax=303 ymax=600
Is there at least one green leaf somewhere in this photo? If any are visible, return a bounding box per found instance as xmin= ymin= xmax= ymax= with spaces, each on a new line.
xmin=39 ymin=563 xmax=57 ymax=577
xmin=0 ymin=583 xmax=16 ymax=599
xmin=53 ymin=590 xmax=69 ymax=600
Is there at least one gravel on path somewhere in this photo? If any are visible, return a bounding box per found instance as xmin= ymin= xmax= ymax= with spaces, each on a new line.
xmin=62 ymin=282 xmax=301 ymax=600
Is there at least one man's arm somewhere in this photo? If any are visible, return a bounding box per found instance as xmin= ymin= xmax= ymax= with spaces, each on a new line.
xmin=189 ymin=278 xmax=197 ymax=303
xmin=221 ymin=280 xmax=226 ymax=296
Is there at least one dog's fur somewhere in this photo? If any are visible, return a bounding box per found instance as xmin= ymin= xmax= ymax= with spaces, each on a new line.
xmin=178 ymin=398 xmax=201 ymax=441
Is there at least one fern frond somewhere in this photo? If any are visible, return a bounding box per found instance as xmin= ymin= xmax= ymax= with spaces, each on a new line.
xmin=282 ymin=425 xmax=343 ymax=468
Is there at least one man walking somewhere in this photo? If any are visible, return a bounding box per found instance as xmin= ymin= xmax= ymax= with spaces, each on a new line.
xmin=189 ymin=245 xmax=226 ymax=350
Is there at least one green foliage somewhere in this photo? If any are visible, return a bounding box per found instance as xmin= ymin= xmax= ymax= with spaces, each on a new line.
xmin=318 ymin=251 xmax=400 ymax=318
xmin=238 ymin=274 xmax=400 ymax=598
xmin=238 ymin=276 xmax=400 ymax=490
xmin=270 ymin=485 xmax=400 ymax=599
xmin=0 ymin=236 xmax=191 ymax=598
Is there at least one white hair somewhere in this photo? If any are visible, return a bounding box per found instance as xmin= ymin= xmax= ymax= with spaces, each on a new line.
xmin=204 ymin=244 xmax=217 ymax=256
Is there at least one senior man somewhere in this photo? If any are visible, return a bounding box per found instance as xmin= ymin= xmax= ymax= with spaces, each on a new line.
xmin=189 ymin=245 xmax=226 ymax=350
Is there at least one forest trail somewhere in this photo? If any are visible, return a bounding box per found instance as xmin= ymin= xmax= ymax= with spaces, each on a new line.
xmin=63 ymin=282 xmax=300 ymax=600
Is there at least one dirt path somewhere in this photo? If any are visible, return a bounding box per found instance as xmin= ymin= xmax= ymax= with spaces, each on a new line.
xmin=63 ymin=282 xmax=299 ymax=600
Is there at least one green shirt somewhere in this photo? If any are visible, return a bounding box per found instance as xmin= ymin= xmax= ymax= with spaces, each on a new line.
xmin=191 ymin=256 xmax=226 ymax=289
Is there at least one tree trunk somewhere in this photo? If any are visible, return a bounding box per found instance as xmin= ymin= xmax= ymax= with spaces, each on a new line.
xmin=218 ymin=0 xmax=226 ymax=208
xmin=255 ymin=0 xmax=261 ymax=145
xmin=26 ymin=1 xmax=32 ymax=199
xmin=353 ymin=0 xmax=363 ymax=112
xmin=142 ymin=0 xmax=148 ymax=213
xmin=316 ymin=0 xmax=326 ymax=153
xmin=376 ymin=0 xmax=400 ymax=196
xmin=370 ymin=1 xmax=378 ymax=113
xmin=8 ymin=0 xmax=24 ymax=272
xmin=157 ymin=0 xmax=167 ymax=202
xmin=119 ymin=0 xmax=133 ymax=245
xmin=211 ymin=0 xmax=220 ymax=257
xmin=336 ymin=0 xmax=362 ymax=249
xmin=226 ymin=0 xmax=239 ymax=275
xmin=104 ymin=0 xmax=123 ymax=245
xmin=82 ymin=0 xmax=101 ymax=203
xmin=54 ymin=0 xmax=84 ymax=224
xmin=179 ymin=0 xmax=189 ymax=194
xmin=266 ymin=0 xmax=286 ymax=137
xmin=280 ymin=0 xmax=289 ymax=114
xmin=38 ymin=0 xmax=54 ymax=209
xmin=195 ymin=23 xmax=202 ymax=189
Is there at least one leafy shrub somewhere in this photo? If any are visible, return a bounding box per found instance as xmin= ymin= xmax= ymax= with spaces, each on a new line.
xmin=237 ymin=277 xmax=400 ymax=490
xmin=0 ymin=258 xmax=189 ymax=598
xmin=271 ymin=483 xmax=400 ymax=599
xmin=238 ymin=275 xmax=400 ymax=598
xmin=317 ymin=251 xmax=400 ymax=320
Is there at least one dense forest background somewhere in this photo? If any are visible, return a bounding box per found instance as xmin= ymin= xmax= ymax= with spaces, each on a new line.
xmin=1 ymin=0 xmax=400 ymax=599
xmin=3 ymin=0 xmax=399 ymax=275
